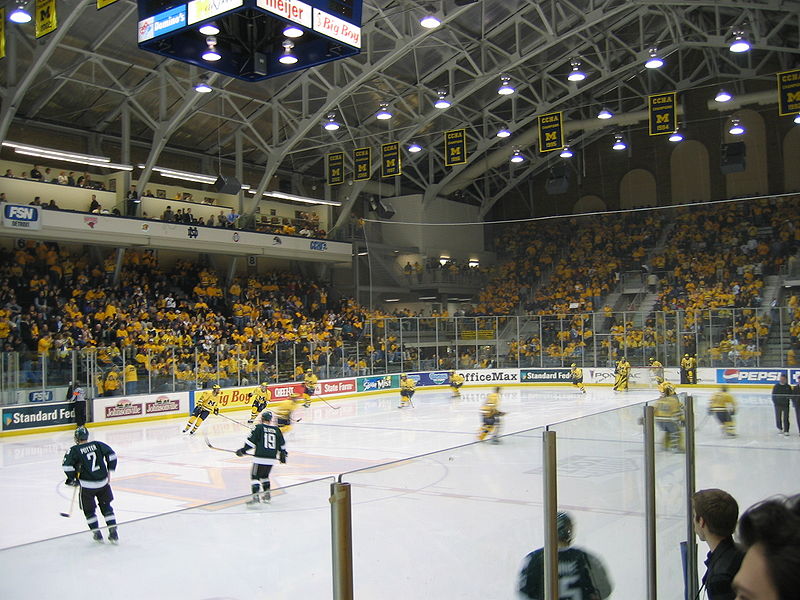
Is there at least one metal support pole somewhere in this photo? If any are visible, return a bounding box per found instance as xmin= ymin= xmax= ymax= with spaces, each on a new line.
xmin=644 ymin=404 xmax=657 ymax=600
xmin=330 ymin=481 xmax=354 ymax=600
xmin=543 ymin=430 xmax=558 ymax=600
xmin=684 ymin=395 xmax=698 ymax=599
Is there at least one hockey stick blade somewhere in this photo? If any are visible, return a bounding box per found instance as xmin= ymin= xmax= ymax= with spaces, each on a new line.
xmin=204 ymin=435 xmax=240 ymax=454
xmin=215 ymin=412 xmax=252 ymax=429
xmin=322 ymin=399 xmax=340 ymax=410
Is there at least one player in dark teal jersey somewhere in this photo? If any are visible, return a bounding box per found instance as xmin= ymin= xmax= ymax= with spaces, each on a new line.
xmin=62 ymin=427 xmax=119 ymax=543
xmin=236 ymin=411 xmax=287 ymax=505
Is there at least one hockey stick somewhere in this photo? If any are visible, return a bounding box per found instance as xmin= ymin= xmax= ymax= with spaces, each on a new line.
xmin=321 ymin=399 xmax=341 ymax=410
xmin=204 ymin=435 xmax=248 ymax=454
xmin=215 ymin=411 xmax=253 ymax=429
xmin=60 ymin=484 xmax=78 ymax=518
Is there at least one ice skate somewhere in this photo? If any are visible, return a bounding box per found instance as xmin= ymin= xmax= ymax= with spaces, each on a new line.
xmin=261 ymin=491 xmax=271 ymax=504
xmin=108 ymin=528 xmax=119 ymax=544
xmin=92 ymin=530 xmax=104 ymax=543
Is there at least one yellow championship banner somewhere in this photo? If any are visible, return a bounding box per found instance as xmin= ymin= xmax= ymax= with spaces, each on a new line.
xmin=381 ymin=142 xmax=401 ymax=177
xmin=35 ymin=0 xmax=57 ymax=39
xmin=353 ymin=147 xmax=371 ymax=181
xmin=648 ymin=92 xmax=676 ymax=135
xmin=97 ymin=0 xmax=120 ymax=8
xmin=777 ymin=69 xmax=800 ymax=116
xmin=327 ymin=152 xmax=344 ymax=186
xmin=444 ymin=129 xmax=467 ymax=166
xmin=537 ymin=112 xmax=564 ymax=153
xmin=0 ymin=10 xmax=5 ymax=60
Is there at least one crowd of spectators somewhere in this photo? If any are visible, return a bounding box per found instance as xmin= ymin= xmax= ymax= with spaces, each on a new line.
xmin=3 ymin=165 xmax=107 ymax=191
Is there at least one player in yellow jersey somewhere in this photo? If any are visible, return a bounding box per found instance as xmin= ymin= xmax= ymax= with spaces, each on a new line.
xmin=708 ymin=385 xmax=737 ymax=437
xmin=449 ymin=371 xmax=465 ymax=398
xmin=570 ymin=363 xmax=586 ymax=393
xmin=247 ymin=382 xmax=272 ymax=424
xmin=302 ymin=368 xmax=318 ymax=408
xmin=478 ymin=387 xmax=504 ymax=443
xmin=182 ymin=385 xmax=222 ymax=435
xmin=654 ymin=378 xmax=684 ymax=452
xmin=273 ymin=393 xmax=303 ymax=434
xmin=680 ymin=354 xmax=694 ymax=384
xmin=648 ymin=357 xmax=664 ymax=382
xmin=398 ymin=374 xmax=415 ymax=408
xmin=613 ymin=357 xmax=630 ymax=392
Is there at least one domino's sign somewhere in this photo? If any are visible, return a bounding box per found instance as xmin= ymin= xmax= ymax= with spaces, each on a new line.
xmin=138 ymin=5 xmax=187 ymax=42
xmin=2 ymin=204 xmax=42 ymax=230
xmin=716 ymin=368 xmax=787 ymax=384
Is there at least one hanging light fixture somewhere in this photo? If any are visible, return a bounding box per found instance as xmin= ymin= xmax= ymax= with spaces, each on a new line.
xmin=567 ymin=58 xmax=586 ymax=82
xmin=612 ymin=134 xmax=627 ymax=151
xmin=376 ymin=103 xmax=393 ymax=120
xmin=283 ymin=24 xmax=304 ymax=38
xmin=202 ymin=37 xmax=221 ymax=62
xmin=644 ymin=47 xmax=664 ymax=69
xmin=279 ymin=40 xmax=298 ymax=64
xmin=510 ymin=147 xmax=525 ymax=163
xmin=198 ymin=22 xmax=219 ymax=35
xmin=419 ymin=11 xmax=441 ymax=29
xmin=8 ymin=0 xmax=32 ymax=23
xmin=668 ymin=128 xmax=684 ymax=142
xmin=323 ymin=113 xmax=340 ymax=131
xmin=497 ymin=75 xmax=515 ymax=95
xmin=729 ymin=30 xmax=751 ymax=53
xmin=597 ymin=107 xmax=614 ymax=120
xmin=434 ymin=89 xmax=451 ymax=109
xmin=715 ymin=89 xmax=733 ymax=103
xmin=408 ymin=142 xmax=422 ymax=153
xmin=560 ymin=146 xmax=574 ymax=158
xmin=194 ymin=76 xmax=212 ymax=93
xmin=728 ymin=118 xmax=745 ymax=135
xmin=794 ymin=113 xmax=800 ymax=125
xmin=496 ymin=126 xmax=511 ymax=138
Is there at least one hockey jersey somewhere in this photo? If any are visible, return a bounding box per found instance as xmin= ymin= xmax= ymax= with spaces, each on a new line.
xmin=242 ymin=424 xmax=287 ymax=465
xmin=518 ymin=546 xmax=613 ymax=599
xmin=62 ymin=441 xmax=117 ymax=489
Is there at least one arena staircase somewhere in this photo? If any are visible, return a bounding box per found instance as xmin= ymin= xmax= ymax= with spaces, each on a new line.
xmin=758 ymin=275 xmax=787 ymax=365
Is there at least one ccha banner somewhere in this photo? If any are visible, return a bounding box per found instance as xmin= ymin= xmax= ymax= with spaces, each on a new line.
xmin=381 ymin=142 xmax=401 ymax=177
xmin=444 ymin=129 xmax=467 ymax=166
xmin=97 ymin=0 xmax=121 ymax=7
xmin=353 ymin=147 xmax=371 ymax=181
xmin=0 ymin=9 xmax=5 ymax=60
xmin=537 ymin=112 xmax=564 ymax=153
xmin=35 ymin=0 xmax=57 ymax=38
xmin=777 ymin=69 xmax=800 ymax=116
xmin=327 ymin=151 xmax=344 ymax=185
xmin=648 ymin=92 xmax=677 ymax=135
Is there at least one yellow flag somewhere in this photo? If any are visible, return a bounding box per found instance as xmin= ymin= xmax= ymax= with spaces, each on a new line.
xmin=97 ymin=0 xmax=120 ymax=7
xmin=35 ymin=0 xmax=58 ymax=39
xmin=0 ymin=9 xmax=5 ymax=60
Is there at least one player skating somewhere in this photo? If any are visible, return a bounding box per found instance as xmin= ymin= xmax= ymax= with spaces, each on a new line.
xmin=655 ymin=377 xmax=684 ymax=452
xmin=448 ymin=370 xmax=465 ymax=398
xmin=235 ymin=410 xmax=287 ymax=505
xmin=613 ymin=357 xmax=630 ymax=392
xmin=570 ymin=363 xmax=586 ymax=393
xmin=182 ymin=384 xmax=222 ymax=434
xmin=398 ymin=373 xmax=415 ymax=408
xmin=708 ymin=385 xmax=737 ymax=437
xmin=248 ymin=382 xmax=271 ymax=423
xmin=649 ymin=357 xmax=664 ymax=382
xmin=302 ymin=368 xmax=318 ymax=408
xmin=62 ymin=427 xmax=119 ymax=543
xmin=273 ymin=392 xmax=303 ymax=434
xmin=478 ymin=387 xmax=504 ymax=443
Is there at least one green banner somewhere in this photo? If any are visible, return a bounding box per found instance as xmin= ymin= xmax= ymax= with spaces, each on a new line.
xmin=353 ymin=147 xmax=371 ymax=181
xmin=356 ymin=374 xmax=399 ymax=393
xmin=381 ymin=142 xmax=401 ymax=177
xmin=327 ymin=152 xmax=344 ymax=185
xmin=444 ymin=129 xmax=467 ymax=166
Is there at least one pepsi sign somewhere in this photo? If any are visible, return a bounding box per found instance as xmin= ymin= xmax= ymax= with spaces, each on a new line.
xmin=715 ymin=368 xmax=787 ymax=384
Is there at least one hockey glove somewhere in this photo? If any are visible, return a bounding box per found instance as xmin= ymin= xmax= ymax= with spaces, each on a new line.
xmin=235 ymin=448 xmax=246 ymax=457
xmin=65 ymin=477 xmax=79 ymax=487
xmin=279 ymin=450 xmax=287 ymax=464
xmin=213 ymin=407 xmax=219 ymax=415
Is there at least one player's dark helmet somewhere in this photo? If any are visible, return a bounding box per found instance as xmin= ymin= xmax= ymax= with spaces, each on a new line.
xmin=557 ymin=511 xmax=574 ymax=544
xmin=74 ymin=426 xmax=89 ymax=442
xmin=261 ymin=410 xmax=273 ymax=422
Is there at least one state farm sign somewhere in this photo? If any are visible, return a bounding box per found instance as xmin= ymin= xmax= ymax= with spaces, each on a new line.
xmin=318 ymin=379 xmax=356 ymax=396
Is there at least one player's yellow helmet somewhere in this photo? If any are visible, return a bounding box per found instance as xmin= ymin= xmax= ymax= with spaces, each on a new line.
xmin=649 ymin=357 xmax=655 ymax=363
xmin=212 ymin=384 xmax=221 ymax=390
xmin=306 ymin=368 xmax=312 ymax=373
xmin=571 ymin=363 xmax=576 ymax=368
xmin=400 ymin=373 xmax=407 ymax=378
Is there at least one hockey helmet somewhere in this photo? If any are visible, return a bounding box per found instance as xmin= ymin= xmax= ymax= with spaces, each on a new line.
xmin=212 ymin=384 xmax=221 ymax=390
xmin=649 ymin=357 xmax=655 ymax=363
xmin=556 ymin=511 xmax=574 ymax=544
xmin=261 ymin=410 xmax=273 ymax=422
xmin=400 ymin=373 xmax=407 ymax=378
xmin=74 ymin=426 xmax=89 ymax=443
xmin=571 ymin=363 xmax=577 ymax=368
xmin=306 ymin=368 xmax=312 ymax=373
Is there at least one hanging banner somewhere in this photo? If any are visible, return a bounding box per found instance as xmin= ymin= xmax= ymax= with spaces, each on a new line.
xmin=353 ymin=147 xmax=371 ymax=181
xmin=327 ymin=152 xmax=344 ymax=185
xmin=97 ymin=0 xmax=120 ymax=8
xmin=777 ymin=69 xmax=800 ymax=116
xmin=381 ymin=142 xmax=401 ymax=177
xmin=0 ymin=10 xmax=5 ymax=60
xmin=35 ymin=0 xmax=57 ymax=38
xmin=444 ymin=129 xmax=467 ymax=166
xmin=648 ymin=92 xmax=677 ymax=135
xmin=537 ymin=112 xmax=564 ymax=153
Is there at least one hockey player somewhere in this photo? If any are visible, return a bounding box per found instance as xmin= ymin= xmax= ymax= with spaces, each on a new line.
xmin=398 ymin=373 xmax=415 ymax=408
xmin=709 ymin=386 xmax=737 ymax=437
xmin=570 ymin=363 xmax=586 ymax=393
xmin=449 ymin=371 xmax=465 ymax=398
xmin=62 ymin=427 xmax=119 ymax=543
xmin=301 ymin=368 xmax=318 ymax=408
xmin=613 ymin=357 xmax=630 ymax=392
xmin=654 ymin=378 xmax=684 ymax=452
xmin=182 ymin=384 xmax=221 ymax=434
xmin=649 ymin=357 xmax=664 ymax=381
xmin=478 ymin=387 xmax=504 ymax=443
xmin=273 ymin=393 xmax=303 ymax=434
xmin=680 ymin=353 xmax=697 ymax=384
xmin=518 ymin=511 xmax=613 ymax=599
xmin=235 ymin=410 xmax=287 ymax=505
xmin=248 ymin=382 xmax=271 ymax=423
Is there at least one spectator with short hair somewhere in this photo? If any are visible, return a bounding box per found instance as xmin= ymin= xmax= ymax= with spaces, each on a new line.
xmin=692 ymin=488 xmax=744 ymax=600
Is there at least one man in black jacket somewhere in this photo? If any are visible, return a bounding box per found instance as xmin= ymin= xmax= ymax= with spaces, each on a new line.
xmin=692 ymin=489 xmax=744 ymax=600
xmin=771 ymin=373 xmax=793 ymax=436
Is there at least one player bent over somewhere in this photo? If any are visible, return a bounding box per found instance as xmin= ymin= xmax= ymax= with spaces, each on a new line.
xmin=398 ymin=373 xmax=415 ymax=408
xmin=302 ymin=368 xmax=318 ymax=408
xmin=248 ymin=382 xmax=271 ymax=423
xmin=478 ymin=387 xmax=505 ymax=443
xmin=709 ymin=385 xmax=737 ymax=437
xmin=274 ymin=393 xmax=303 ymax=434
xmin=62 ymin=427 xmax=119 ymax=543
xmin=613 ymin=357 xmax=630 ymax=392
xmin=183 ymin=384 xmax=221 ymax=434
xmin=449 ymin=371 xmax=465 ymax=398
xmin=570 ymin=363 xmax=586 ymax=393
xmin=655 ymin=378 xmax=684 ymax=452
xmin=236 ymin=411 xmax=287 ymax=505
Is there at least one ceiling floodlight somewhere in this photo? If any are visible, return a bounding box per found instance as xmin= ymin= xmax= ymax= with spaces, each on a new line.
xmin=612 ymin=134 xmax=627 ymax=151
xmin=496 ymin=126 xmax=511 ymax=138
xmin=408 ymin=142 xmax=422 ymax=153
xmin=559 ymin=146 xmax=574 ymax=158
xmin=497 ymin=75 xmax=515 ymax=95
xmin=729 ymin=118 xmax=745 ymax=135
xmin=644 ymin=48 xmax=664 ymax=69
xmin=439 ymin=256 xmax=450 ymax=266
xmin=194 ymin=76 xmax=212 ymax=93
xmin=794 ymin=113 xmax=800 ymax=125
xmin=279 ymin=40 xmax=298 ymax=65
xmin=323 ymin=113 xmax=340 ymax=131
xmin=419 ymin=13 xmax=441 ymax=29
xmin=510 ymin=147 xmax=525 ymax=163
xmin=283 ymin=24 xmax=304 ymax=38
xmin=376 ymin=103 xmax=393 ymax=120
xmin=729 ymin=30 xmax=751 ymax=53
xmin=715 ymin=89 xmax=733 ymax=103
xmin=434 ymin=89 xmax=451 ymax=109
xmin=567 ymin=58 xmax=586 ymax=82
xmin=597 ymin=107 xmax=613 ymax=120
xmin=198 ymin=23 xmax=219 ymax=35
xmin=202 ymin=37 xmax=221 ymax=62
xmin=8 ymin=0 xmax=31 ymax=23
xmin=468 ymin=259 xmax=479 ymax=268
xmin=668 ymin=129 xmax=684 ymax=142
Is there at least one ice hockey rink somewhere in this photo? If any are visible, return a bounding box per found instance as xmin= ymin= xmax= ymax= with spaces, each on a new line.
xmin=1 ymin=385 xmax=798 ymax=599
